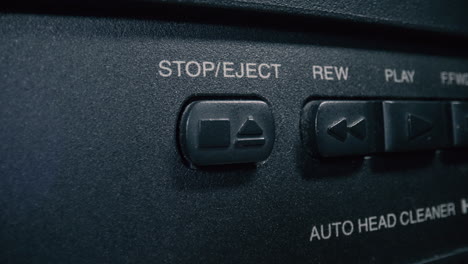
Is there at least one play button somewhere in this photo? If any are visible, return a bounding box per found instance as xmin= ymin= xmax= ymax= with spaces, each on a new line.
xmin=408 ymin=114 xmax=433 ymax=140
xmin=383 ymin=101 xmax=450 ymax=152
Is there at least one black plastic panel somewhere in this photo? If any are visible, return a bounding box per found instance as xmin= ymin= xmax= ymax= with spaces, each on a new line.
xmin=153 ymin=0 xmax=468 ymax=36
xmin=4 ymin=0 xmax=468 ymax=36
xmin=1 ymin=12 xmax=468 ymax=264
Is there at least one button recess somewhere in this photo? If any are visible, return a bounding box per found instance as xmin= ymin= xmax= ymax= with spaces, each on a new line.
xmin=301 ymin=101 xmax=384 ymax=157
xmin=179 ymin=100 xmax=275 ymax=166
xmin=450 ymin=101 xmax=468 ymax=148
xmin=382 ymin=101 xmax=451 ymax=152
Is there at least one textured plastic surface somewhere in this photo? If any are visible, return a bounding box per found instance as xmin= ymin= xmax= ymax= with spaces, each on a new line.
xmin=3 ymin=0 xmax=468 ymax=36
xmin=150 ymin=0 xmax=468 ymax=36
xmin=1 ymin=11 xmax=468 ymax=264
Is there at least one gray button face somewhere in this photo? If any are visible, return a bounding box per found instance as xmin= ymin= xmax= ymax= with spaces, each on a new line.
xmin=179 ymin=100 xmax=275 ymax=166
xmin=451 ymin=102 xmax=468 ymax=148
xmin=383 ymin=101 xmax=451 ymax=152
xmin=301 ymin=101 xmax=384 ymax=157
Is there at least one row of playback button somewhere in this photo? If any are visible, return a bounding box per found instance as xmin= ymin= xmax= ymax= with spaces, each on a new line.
xmin=301 ymin=101 xmax=468 ymax=157
xmin=178 ymin=99 xmax=467 ymax=166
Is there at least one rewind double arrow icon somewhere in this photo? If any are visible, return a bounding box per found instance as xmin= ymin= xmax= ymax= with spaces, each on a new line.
xmin=327 ymin=117 xmax=367 ymax=142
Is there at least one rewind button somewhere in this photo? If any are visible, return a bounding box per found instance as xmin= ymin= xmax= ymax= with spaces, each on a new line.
xmin=301 ymin=101 xmax=384 ymax=157
xmin=327 ymin=118 xmax=367 ymax=142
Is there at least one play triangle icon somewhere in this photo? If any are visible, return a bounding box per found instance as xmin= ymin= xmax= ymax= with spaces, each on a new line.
xmin=408 ymin=114 xmax=433 ymax=140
